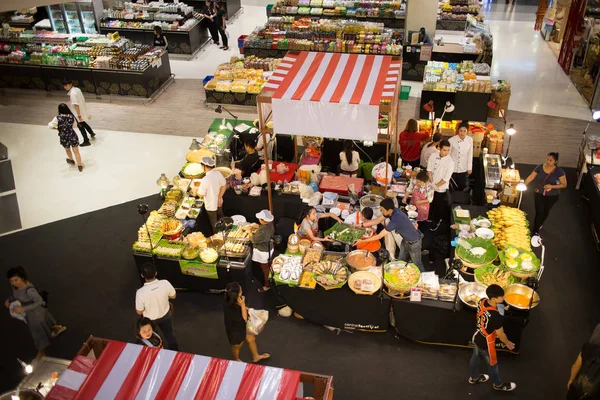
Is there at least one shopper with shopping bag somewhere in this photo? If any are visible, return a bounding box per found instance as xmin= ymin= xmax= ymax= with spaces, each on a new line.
xmin=223 ymin=282 xmax=270 ymax=363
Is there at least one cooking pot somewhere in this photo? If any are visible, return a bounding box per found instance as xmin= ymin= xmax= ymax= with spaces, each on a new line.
xmin=360 ymin=194 xmax=384 ymax=218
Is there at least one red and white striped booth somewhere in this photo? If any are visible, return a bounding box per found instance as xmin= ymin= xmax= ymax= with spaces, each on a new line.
xmin=262 ymin=51 xmax=402 ymax=141
xmin=47 ymin=338 xmax=333 ymax=400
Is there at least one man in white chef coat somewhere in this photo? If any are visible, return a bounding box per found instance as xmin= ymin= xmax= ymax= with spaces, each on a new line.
xmin=448 ymin=121 xmax=473 ymax=191
xmin=428 ymin=139 xmax=454 ymax=231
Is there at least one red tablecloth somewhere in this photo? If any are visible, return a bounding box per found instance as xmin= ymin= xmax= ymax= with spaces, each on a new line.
xmin=270 ymin=161 xmax=297 ymax=183
xmin=319 ymin=175 xmax=364 ymax=195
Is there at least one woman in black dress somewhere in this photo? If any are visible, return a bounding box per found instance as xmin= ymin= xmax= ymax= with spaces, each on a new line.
xmin=215 ymin=2 xmax=228 ymax=50
xmin=50 ymin=103 xmax=84 ymax=171
xmin=153 ymin=26 xmax=168 ymax=50
xmin=201 ymin=1 xmax=219 ymax=46
xmin=224 ymin=282 xmax=270 ymax=362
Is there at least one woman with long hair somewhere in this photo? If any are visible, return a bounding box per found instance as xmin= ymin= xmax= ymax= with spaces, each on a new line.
xmin=4 ymin=266 xmax=67 ymax=361
xmin=223 ymin=282 xmax=269 ymax=362
xmin=339 ymin=140 xmax=360 ymax=176
xmin=49 ymin=103 xmax=84 ymax=171
xmin=296 ymin=206 xmax=341 ymax=242
xmin=524 ymin=152 xmax=567 ymax=235
xmin=399 ymin=118 xmax=429 ymax=169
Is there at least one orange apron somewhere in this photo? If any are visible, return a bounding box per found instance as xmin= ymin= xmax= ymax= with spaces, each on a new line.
xmin=355 ymin=212 xmax=381 ymax=252
xmin=476 ymin=299 xmax=499 ymax=366
xmin=298 ymin=217 xmax=318 ymax=242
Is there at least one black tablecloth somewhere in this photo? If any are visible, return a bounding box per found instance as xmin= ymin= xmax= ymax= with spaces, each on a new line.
xmin=277 ymin=285 xmax=391 ymax=332
xmin=392 ymin=298 xmax=525 ymax=354
xmin=133 ymin=253 xmax=251 ymax=293
xmin=584 ymin=165 xmax=600 ymax=250
xmin=222 ymin=189 xmax=306 ymax=222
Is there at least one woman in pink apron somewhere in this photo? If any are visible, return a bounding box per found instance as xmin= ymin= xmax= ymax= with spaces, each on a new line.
xmin=403 ymin=170 xmax=434 ymax=222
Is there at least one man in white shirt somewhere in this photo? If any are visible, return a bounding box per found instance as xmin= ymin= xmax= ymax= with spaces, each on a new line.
xmin=427 ymin=139 xmax=455 ymax=230
xmin=198 ymin=156 xmax=227 ymax=234
xmin=63 ymin=79 xmax=95 ymax=147
xmin=135 ymin=262 xmax=178 ymax=350
xmin=420 ymin=132 xmax=441 ymax=170
xmin=448 ymin=121 xmax=473 ymax=191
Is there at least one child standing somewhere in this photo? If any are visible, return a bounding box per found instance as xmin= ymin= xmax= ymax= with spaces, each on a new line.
xmin=403 ymin=170 xmax=434 ymax=222
xmin=49 ymin=103 xmax=84 ymax=171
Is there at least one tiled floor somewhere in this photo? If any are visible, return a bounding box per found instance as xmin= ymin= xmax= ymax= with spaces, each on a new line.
xmin=1 ymin=0 xmax=598 ymax=232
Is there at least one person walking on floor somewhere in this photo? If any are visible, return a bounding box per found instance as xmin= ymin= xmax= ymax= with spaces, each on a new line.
xmin=135 ymin=262 xmax=179 ymax=351
xmin=567 ymin=324 xmax=600 ymax=399
xmin=523 ymin=152 xmax=567 ymax=236
xmin=449 ymin=121 xmax=473 ymax=191
xmin=4 ymin=266 xmax=67 ymax=362
xmin=49 ymin=103 xmax=84 ymax=172
xmin=427 ymin=139 xmax=454 ymax=231
xmin=201 ymin=1 xmax=219 ymax=46
xmin=469 ymin=284 xmax=516 ymax=392
xmin=198 ymin=156 xmax=227 ymax=234
xmin=356 ymin=198 xmax=426 ymax=272
xmin=63 ymin=79 xmax=95 ymax=147
xmin=252 ymin=210 xmax=275 ymax=293
xmin=215 ymin=2 xmax=228 ymax=50
xmin=224 ymin=282 xmax=270 ymax=363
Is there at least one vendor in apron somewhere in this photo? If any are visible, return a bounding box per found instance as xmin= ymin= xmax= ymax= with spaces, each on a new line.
xmin=469 ymin=284 xmax=516 ymax=391
xmin=252 ymin=210 xmax=275 ymax=293
xmin=344 ymin=207 xmax=380 ymax=252
xmin=297 ymin=206 xmax=341 ymax=243
xmin=402 ymin=170 xmax=434 ymax=222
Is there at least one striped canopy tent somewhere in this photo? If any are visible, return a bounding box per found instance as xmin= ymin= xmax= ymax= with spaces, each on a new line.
xmin=257 ymin=51 xmax=403 ymax=211
xmin=46 ymin=338 xmax=334 ymax=400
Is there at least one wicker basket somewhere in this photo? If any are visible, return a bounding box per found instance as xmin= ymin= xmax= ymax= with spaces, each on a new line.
xmin=508 ymin=270 xmax=536 ymax=279
xmin=287 ymin=244 xmax=299 ymax=254
xmin=455 ymin=253 xmax=492 ymax=270
xmin=348 ymin=271 xmax=381 ymax=295
xmin=299 ymin=239 xmax=311 ymax=254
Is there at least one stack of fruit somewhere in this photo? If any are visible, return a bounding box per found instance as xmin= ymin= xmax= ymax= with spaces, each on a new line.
xmin=487 ymin=206 xmax=531 ymax=251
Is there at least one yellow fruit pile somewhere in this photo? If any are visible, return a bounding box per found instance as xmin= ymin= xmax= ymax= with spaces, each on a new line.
xmin=487 ymin=206 xmax=531 ymax=251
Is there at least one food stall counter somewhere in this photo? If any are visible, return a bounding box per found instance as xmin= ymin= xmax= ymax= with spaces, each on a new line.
xmin=319 ymin=175 xmax=364 ymax=196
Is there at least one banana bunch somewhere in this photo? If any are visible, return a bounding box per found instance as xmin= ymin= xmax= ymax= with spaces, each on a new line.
xmin=487 ymin=206 xmax=531 ymax=251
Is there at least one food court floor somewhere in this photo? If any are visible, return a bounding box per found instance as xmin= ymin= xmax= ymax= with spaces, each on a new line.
xmin=0 ymin=164 xmax=599 ymax=399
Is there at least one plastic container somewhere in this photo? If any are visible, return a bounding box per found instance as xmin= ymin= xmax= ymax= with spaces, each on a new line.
xmin=400 ymin=85 xmax=411 ymax=100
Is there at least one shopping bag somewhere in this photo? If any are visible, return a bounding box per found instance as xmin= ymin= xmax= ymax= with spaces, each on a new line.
xmin=9 ymin=301 xmax=26 ymax=323
xmin=246 ymin=308 xmax=269 ymax=335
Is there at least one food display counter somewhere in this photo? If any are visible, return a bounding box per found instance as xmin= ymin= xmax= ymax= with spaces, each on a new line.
xmin=100 ymin=22 xmax=208 ymax=56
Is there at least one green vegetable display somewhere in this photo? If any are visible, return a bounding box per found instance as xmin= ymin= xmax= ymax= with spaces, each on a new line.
xmin=455 ymin=237 xmax=498 ymax=266
xmin=324 ymin=223 xmax=366 ymax=244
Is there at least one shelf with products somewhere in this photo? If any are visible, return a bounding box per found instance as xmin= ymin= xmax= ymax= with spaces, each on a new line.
xmin=423 ymin=61 xmax=491 ymax=93
xmin=244 ymin=17 xmax=403 ymax=55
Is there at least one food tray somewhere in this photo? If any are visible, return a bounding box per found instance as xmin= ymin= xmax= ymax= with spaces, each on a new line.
xmin=219 ymin=239 xmax=250 ymax=258
xmin=349 ymin=271 xmax=381 ymax=295
xmin=498 ymin=245 xmax=540 ymax=278
xmin=298 ymin=268 xmax=317 ymax=290
xmin=227 ymin=225 xmax=254 ymax=241
xmin=302 ymin=247 xmax=323 ymax=265
xmin=455 ymin=237 xmax=498 ymax=269
xmin=324 ymin=222 xmax=366 ymax=245
xmin=474 ymin=265 xmax=516 ymax=288
xmin=312 ymin=261 xmax=348 ymax=290
xmin=322 ymin=251 xmax=345 ymax=262
xmin=383 ymin=261 xmax=421 ymax=293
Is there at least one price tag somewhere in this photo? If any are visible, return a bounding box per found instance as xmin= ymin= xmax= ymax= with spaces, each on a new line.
xmin=410 ymin=287 xmax=422 ymax=302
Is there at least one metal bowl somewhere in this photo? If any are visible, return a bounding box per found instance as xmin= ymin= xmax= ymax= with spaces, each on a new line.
xmin=346 ymin=250 xmax=376 ymax=271
xmin=503 ymin=284 xmax=541 ymax=310
xmin=458 ymin=282 xmax=488 ymax=309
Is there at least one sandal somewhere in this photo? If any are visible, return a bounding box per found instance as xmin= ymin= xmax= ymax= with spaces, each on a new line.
xmin=257 ymin=286 xmax=271 ymax=293
xmin=78 ymin=166 xmax=84 ymax=172
xmin=52 ymin=326 xmax=67 ymax=338
xmin=66 ymin=158 xmax=75 ymax=165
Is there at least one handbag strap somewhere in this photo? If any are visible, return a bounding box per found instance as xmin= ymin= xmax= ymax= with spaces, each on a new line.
xmin=535 ymin=166 xmax=556 ymax=192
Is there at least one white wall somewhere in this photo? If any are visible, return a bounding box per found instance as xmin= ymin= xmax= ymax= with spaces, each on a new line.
xmin=406 ymin=0 xmax=438 ymax=40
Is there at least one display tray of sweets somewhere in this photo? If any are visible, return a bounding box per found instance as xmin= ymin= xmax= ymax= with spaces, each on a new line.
xmin=219 ymin=239 xmax=251 ymax=258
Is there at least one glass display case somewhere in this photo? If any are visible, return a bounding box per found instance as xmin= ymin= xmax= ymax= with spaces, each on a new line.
xmin=78 ymin=2 xmax=98 ymax=34
xmin=64 ymin=2 xmax=83 ymax=33
xmin=48 ymin=4 xmax=67 ymax=33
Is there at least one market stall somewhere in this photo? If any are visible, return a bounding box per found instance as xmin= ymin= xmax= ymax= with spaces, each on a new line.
xmin=204 ymin=56 xmax=282 ymax=106
xmin=437 ymin=0 xmax=484 ymax=31
xmin=0 ymin=31 xmax=172 ymax=98
xmin=99 ymin=2 xmax=209 ymax=57
xmin=403 ymin=16 xmax=493 ymax=82
xmin=46 ymin=337 xmax=334 ymax=399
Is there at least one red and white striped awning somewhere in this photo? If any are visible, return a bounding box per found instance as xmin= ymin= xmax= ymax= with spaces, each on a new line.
xmin=46 ymin=341 xmax=302 ymax=400
xmin=264 ymin=52 xmax=401 ymax=141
